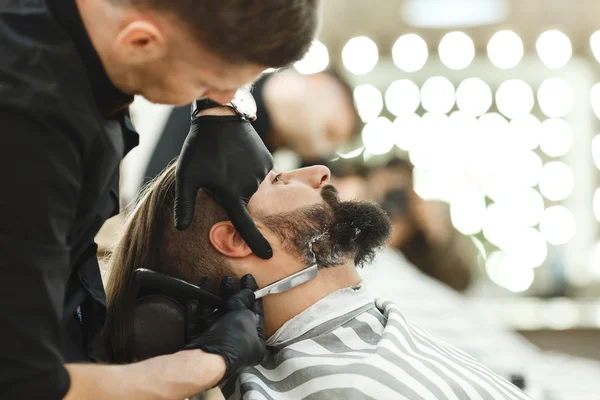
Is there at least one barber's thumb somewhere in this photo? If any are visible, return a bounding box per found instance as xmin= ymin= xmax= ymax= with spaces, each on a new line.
xmin=226 ymin=289 xmax=255 ymax=311
xmin=241 ymin=275 xmax=266 ymax=342
xmin=221 ymin=197 xmax=273 ymax=260
xmin=174 ymin=179 xmax=198 ymax=231
xmin=240 ymin=274 xmax=259 ymax=291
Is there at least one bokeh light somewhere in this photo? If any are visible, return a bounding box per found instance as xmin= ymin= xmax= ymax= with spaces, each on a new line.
xmin=507 ymin=114 xmax=542 ymax=150
xmin=539 ymin=119 xmax=573 ymax=157
xmin=439 ymin=31 xmax=475 ymax=70
xmin=536 ymin=30 xmax=572 ymax=69
xmin=272 ymin=148 xmax=301 ymax=171
xmin=411 ymin=166 xmax=438 ymax=200
xmin=592 ymin=135 xmax=600 ymax=169
xmin=392 ymin=34 xmax=429 ymax=72
xmin=385 ymin=80 xmax=421 ymax=116
xmin=421 ymin=76 xmax=456 ymax=114
xmin=594 ymin=188 xmax=600 ymax=221
xmin=539 ymin=206 xmax=576 ymax=245
xmin=294 ymin=40 xmax=329 ymax=74
xmin=336 ymin=147 xmax=364 ymax=159
xmin=393 ymin=113 xmax=421 ymax=151
xmin=361 ymin=117 xmax=395 ymax=155
xmin=513 ymin=150 xmax=544 ymax=188
xmin=503 ymin=227 xmax=548 ymax=269
xmin=450 ymin=190 xmax=487 ymax=235
xmin=538 ymin=78 xmax=574 ymax=118
xmin=590 ymin=31 xmax=600 ymax=64
xmin=539 ymin=161 xmax=574 ymax=201
xmin=494 ymin=187 xmax=546 ymax=228
xmin=456 ymin=78 xmax=492 ymax=117
xmin=590 ymin=83 xmax=600 ymax=119
xmin=544 ymin=299 xmax=580 ymax=330
xmin=471 ymin=237 xmax=487 ymax=270
xmin=481 ymin=150 xmax=543 ymax=201
xmin=594 ymin=242 xmax=600 ymax=275
xmin=496 ymin=79 xmax=534 ymax=119
xmin=487 ymin=30 xmax=524 ymax=69
xmin=483 ymin=203 xmax=515 ymax=249
xmin=409 ymin=113 xmax=450 ymax=170
xmin=353 ymin=84 xmax=383 ymax=122
xmin=342 ymin=36 xmax=379 ymax=75
xmin=486 ymin=251 xmax=535 ymax=293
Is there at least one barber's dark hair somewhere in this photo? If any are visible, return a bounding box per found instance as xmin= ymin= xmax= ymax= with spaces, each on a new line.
xmin=104 ymin=161 xmax=230 ymax=363
xmin=111 ymin=0 xmax=321 ymax=67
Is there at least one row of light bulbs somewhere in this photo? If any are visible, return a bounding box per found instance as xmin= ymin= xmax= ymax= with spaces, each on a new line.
xmin=295 ymin=29 xmax=600 ymax=76
xmin=354 ymin=77 xmax=575 ymax=122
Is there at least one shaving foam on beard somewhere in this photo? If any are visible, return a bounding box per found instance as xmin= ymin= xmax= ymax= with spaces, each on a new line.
xmin=305 ymin=230 xmax=344 ymax=269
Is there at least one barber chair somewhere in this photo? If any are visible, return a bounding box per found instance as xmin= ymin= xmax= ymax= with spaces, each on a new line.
xmin=131 ymin=269 xmax=225 ymax=358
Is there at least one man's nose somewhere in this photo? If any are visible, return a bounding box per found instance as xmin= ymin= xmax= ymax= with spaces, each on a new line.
xmin=298 ymin=165 xmax=331 ymax=189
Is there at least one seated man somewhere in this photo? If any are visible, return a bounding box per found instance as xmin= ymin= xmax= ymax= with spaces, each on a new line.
xmin=104 ymin=163 xmax=528 ymax=400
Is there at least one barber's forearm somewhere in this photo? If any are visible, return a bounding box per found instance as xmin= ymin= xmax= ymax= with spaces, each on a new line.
xmin=64 ymin=350 xmax=226 ymax=400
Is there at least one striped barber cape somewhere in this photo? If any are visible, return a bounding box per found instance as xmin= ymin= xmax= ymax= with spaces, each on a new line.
xmin=221 ymin=284 xmax=529 ymax=400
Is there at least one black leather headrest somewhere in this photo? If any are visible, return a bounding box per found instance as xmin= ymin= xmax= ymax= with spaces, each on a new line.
xmin=132 ymin=294 xmax=185 ymax=361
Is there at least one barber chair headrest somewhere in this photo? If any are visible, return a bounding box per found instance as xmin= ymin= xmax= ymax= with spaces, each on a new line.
xmin=133 ymin=294 xmax=185 ymax=360
xmin=131 ymin=269 xmax=225 ymax=360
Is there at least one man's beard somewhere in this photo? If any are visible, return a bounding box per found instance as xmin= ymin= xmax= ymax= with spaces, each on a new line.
xmin=260 ymin=185 xmax=391 ymax=268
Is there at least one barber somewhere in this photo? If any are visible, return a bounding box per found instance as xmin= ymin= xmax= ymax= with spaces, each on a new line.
xmin=0 ymin=0 xmax=318 ymax=399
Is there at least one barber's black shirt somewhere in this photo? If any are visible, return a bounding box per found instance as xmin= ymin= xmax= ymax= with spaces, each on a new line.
xmin=0 ymin=1 xmax=138 ymax=398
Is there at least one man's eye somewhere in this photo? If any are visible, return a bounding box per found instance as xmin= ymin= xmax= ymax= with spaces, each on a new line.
xmin=272 ymin=173 xmax=283 ymax=183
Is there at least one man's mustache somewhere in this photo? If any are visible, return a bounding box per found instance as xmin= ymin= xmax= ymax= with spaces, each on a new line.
xmin=320 ymin=184 xmax=340 ymax=207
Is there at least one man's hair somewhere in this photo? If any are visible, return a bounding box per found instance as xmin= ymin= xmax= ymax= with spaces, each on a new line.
xmin=111 ymin=0 xmax=320 ymax=67
xmin=104 ymin=162 xmax=230 ymax=362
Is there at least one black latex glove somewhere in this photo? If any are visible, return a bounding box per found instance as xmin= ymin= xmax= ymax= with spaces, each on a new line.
xmin=174 ymin=115 xmax=274 ymax=259
xmin=185 ymin=275 xmax=266 ymax=381
xmin=184 ymin=276 xmax=239 ymax=337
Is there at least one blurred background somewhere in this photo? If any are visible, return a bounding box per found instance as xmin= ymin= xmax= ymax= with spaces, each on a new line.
xmin=102 ymin=0 xmax=600 ymax=363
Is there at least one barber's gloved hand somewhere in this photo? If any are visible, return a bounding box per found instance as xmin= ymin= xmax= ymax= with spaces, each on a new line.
xmin=174 ymin=114 xmax=274 ymax=259
xmin=184 ymin=275 xmax=266 ymax=381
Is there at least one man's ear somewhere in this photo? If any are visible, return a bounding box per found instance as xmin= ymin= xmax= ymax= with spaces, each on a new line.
xmin=115 ymin=21 xmax=166 ymax=63
xmin=210 ymin=222 xmax=253 ymax=258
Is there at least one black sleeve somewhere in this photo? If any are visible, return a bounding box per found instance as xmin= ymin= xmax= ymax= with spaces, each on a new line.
xmin=142 ymin=105 xmax=190 ymax=188
xmin=0 ymin=109 xmax=82 ymax=399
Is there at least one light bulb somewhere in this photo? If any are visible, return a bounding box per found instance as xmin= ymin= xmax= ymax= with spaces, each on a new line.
xmin=421 ymin=76 xmax=455 ymax=114
xmin=487 ymin=30 xmax=524 ymax=69
xmin=342 ymin=36 xmax=379 ymax=75
xmin=392 ymin=34 xmax=428 ymax=72
xmin=439 ymin=31 xmax=475 ymax=70
xmin=536 ymin=30 xmax=572 ymax=69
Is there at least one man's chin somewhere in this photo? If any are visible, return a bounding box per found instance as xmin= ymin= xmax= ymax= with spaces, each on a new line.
xmin=328 ymin=199 xmax=392 ymax=267
xmin=140 ymin=91 xmax=196 ymax=107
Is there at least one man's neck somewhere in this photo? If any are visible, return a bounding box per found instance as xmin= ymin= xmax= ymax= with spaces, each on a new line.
xmin=75 ymin=0 xmax=133 ymax=95
xmin=261 ymin=261 xmax=362 ymax=338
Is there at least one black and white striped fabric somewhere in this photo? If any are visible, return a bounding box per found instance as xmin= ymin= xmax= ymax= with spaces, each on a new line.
xmin=221 ymin=285 xmax=529 ymax=400
xmin=359 ymin=248 xmax=600 ymax=400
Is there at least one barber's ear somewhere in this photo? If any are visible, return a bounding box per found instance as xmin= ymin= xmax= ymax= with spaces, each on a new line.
xmin=115 ymin=21 xmax=166 ymax=63
xmin=209 ymin=222 xmax=253 ymax=258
